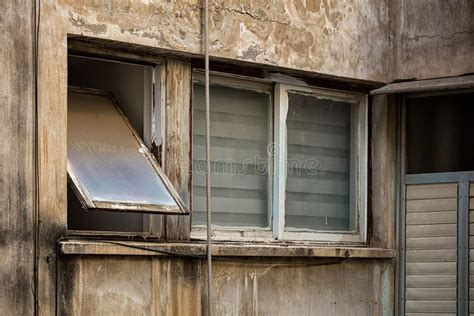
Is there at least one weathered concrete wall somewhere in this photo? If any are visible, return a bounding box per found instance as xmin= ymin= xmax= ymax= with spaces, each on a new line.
xmin=56 ymin=0 xmax=390 ymax=82
xmin=31 ymin=1 xmax=396 ymax=314
xmin=0 ymin=1 xmax=35 ymax=314
xmin=4 ymin=0 xmax=472 ymax=315
xmin=371 ymin=94 xmax=397 ymax=249
xmin=58 ymin=256 xmax=393 ymax=316
xmin=390 ymin=0 xmax=474 ymax=81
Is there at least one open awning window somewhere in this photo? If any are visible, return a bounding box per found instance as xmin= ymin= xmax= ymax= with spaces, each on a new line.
xmin=67 ymin=87 xmax=187 ymax=214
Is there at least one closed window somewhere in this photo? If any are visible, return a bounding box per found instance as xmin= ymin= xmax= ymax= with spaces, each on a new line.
xmin=192 ymin=75 xmax=273 ymax=234
xmin=277 ymin=85 xmax=367 ymax=243
xmin=285 ymin=92 xmax=356 ymax=232
xmin=191 ymin=75 xmax=367 ymax=243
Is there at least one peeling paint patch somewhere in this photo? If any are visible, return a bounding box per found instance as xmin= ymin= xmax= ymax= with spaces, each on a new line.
xmin=218 ymin=4 xmax=289 ymax=26
xmin=69 ymin=12 xmax=107 ymax=34
xmin=239 ymin=43 xmax=265 ymax=61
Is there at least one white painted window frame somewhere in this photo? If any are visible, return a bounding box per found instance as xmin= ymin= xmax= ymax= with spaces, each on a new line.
xmin=190 ymin=74 xmax=368 ymax=244
xmin=190 ymin=72 xmax=275 ymax=241
xmin=273 ymin=84 xmax=368 ymax=243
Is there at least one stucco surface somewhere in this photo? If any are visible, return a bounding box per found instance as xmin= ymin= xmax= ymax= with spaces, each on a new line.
xmin=3 ymin=0 xmax=473 ymax=314
xmin=0 ymin=1 xmax=35 ymax=314
xmin=56 ymin=0 xmax=390 ymax=82
xmin=59 ymin=256 xmax=392 ymax=316
xmin=390 ymin=0 xmax=474 ymax=80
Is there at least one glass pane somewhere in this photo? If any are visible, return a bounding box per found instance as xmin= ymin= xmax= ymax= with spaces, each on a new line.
xmin=285 ymin=92 xmax=356 ymax=231
xmin=192 ymin=83 xmax=270 ymax=228
xmin=67 ymin=89 xmax=183 ymax=213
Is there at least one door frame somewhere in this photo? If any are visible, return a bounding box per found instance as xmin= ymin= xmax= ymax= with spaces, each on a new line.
xmin=397 ymin=94 xmax=473 ymax=315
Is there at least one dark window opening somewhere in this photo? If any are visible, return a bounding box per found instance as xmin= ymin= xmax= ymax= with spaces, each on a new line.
xmin=407 ymin=92 xmax=474 ymax=174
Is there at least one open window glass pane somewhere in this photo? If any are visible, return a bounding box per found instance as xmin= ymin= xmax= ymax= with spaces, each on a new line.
xmin=192 ymin=82 xmax=271 ymax=228
xmin=285 ymin=92 xmax=357 ymax=231
xmin=67 ymin=87 xmax=187 ymax=214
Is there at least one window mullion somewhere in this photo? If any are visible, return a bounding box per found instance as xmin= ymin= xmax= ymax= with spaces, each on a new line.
xmin=273 ymin=84 xmax=288 ymax=239
xmin=358 ymin=95 xmax=369 ymax=242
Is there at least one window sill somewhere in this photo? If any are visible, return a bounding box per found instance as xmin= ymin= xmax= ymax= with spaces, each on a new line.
xmin=58 ymin=239 xmax=395 ymax=259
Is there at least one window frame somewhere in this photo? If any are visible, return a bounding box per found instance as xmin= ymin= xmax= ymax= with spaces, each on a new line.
xmin=273 ymin=84 xmax=368 ymax=243
xmin=190 ymin=74 xmax=368 ymax=244
xmin=66 ymin=51 xmax=168 ymax=237
xmin=190 ymin=72 xmax=275 ymax=241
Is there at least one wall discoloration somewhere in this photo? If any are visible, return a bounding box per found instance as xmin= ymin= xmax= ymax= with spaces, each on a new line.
xmin=69 ymin=12 xmax=108 ymax=34
xmin=56 ymin=0 xmax=390 ymax=82
xmin=371 ymin=94 xmax=397 ymax=249
xmin=35 ymin=3 xmax=69 ymax=315
xmin=59 ymin=256 xmax=154 ymax=315
xmin=152 ymin=257 xmax=201 ymax=315
xmin=391 ymin=0 xmax=474 ymax=80
xmin=164 ymin=60 xmax=192 ymax=241
xmin=3 ymin=0 xmax=473 ymax=314
xmin=58 ymin=256 xmax=392 ymax=315
xmin=0 ymin=0 xmax=35 ymax=314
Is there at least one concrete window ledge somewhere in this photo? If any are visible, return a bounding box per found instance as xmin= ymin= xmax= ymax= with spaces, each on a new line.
xmin=59 ymin=239 xmax=396 ymax=259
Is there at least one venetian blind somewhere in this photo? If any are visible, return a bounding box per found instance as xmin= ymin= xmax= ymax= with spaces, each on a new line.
xmin=192 ymin=83 xmax=271 ymax=228
xmin=285 ymin=92 xmax=355 ymax=231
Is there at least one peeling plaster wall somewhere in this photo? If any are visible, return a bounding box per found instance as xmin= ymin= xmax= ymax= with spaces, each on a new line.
xmin=3 ymin=0 xmax=474 ymax=315
xmin=390 ymin=0 xmax=474 ymax=80
xmin=58 ymin=256 xmax=393 ymax=316
xmin=29 ymin=2 xmax=395 ymax=313
xmin=55 ymin=0 xmax=390 ymax=82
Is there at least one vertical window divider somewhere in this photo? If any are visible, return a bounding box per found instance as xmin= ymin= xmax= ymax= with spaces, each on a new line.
xmin=150 ymin=65 xmax=166 ymax=235
xmin=358 ymin=95 xmax=369 ymax=242
xmin=273 ymin=84 xmax=288 ymax=239
xmin=142 ymin=65 xmax=153 ymax=232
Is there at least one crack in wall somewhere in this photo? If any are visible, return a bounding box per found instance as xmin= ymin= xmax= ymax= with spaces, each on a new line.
xmin=408 ymin=30 xmax=474 ymax=41
xmin=220 ymin=5 xmax=289 ymax=26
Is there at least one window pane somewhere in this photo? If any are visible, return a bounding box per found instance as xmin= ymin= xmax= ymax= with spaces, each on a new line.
xmin=285 ymin=93 xmax=356 ymax=231
xmin=192 ymin=83 xmax=270 ymax=228
xmin=67 ymin=88 xmax=185 ymax=214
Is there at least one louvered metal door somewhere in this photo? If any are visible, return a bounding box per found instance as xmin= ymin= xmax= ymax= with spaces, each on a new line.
xmin=400 ymin=172 xmax=474 ymax=315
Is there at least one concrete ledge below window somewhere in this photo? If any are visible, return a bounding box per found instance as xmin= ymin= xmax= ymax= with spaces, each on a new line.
xmin=59 ymin=239 xmax=396 ymax=259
